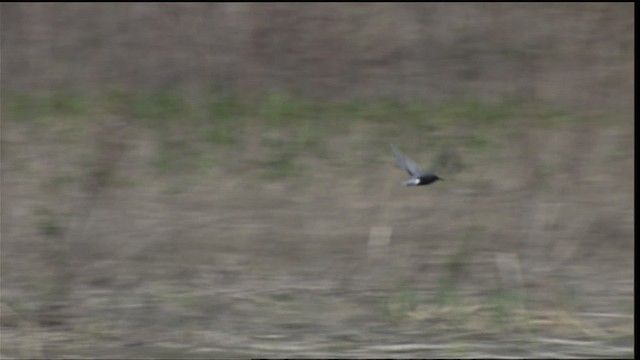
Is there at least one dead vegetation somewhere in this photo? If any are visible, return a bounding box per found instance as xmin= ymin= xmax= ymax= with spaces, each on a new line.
xmin=0 ymin=96 xmax=633 ymax=358
xmin=0 ymin=3 xmax=633 ymax=357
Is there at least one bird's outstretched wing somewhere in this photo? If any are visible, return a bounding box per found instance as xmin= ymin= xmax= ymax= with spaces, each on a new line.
xmin=391 ymin=144 xmax=422 ymax=177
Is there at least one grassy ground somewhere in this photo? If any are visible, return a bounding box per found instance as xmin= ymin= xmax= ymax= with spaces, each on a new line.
xmin=1 ymin=92 xmax=634 ymax=358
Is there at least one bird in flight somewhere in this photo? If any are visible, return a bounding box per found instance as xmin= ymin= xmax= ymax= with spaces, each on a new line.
xmin=391 ymin=144 xmax=443 ymax=187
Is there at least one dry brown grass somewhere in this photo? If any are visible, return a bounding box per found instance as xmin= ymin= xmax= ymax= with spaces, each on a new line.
xmin=1 ymin=3 xmax=633 ymax=111
xmin=0 ymin=96 xmax=633 ymax=357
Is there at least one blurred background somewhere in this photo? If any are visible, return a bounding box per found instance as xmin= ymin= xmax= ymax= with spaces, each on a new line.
xmin=0 ymin=3 xmax=634 ymax=358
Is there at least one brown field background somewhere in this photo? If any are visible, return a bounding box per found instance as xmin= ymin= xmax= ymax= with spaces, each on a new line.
xmin=0 ymin=3 xmax=634 ymax=358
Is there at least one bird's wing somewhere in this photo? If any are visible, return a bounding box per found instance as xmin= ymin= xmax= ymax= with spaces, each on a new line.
xmin=391 ymin=144 xmax=422 ymax=177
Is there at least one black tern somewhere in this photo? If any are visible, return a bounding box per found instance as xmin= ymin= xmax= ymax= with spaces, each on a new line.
xmin=391 ymin=144 xmax=443 ymax=187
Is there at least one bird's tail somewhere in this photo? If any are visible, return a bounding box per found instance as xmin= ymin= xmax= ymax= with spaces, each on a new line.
xmin=403 ymin=179 xmax=418 ymax=187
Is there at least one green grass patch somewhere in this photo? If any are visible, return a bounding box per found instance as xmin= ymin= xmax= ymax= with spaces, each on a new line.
xmin=33 ymin=207 xmax=64 ymax=239
xmin=3 ymin=94 xmax=49 ymax=121
xmin=2 ymin=91 xmax=587 ymax=133
xmin=3 ymin=91 xmax=616 ymax=183
xmin=259 ymin=91 xmax=324 ymax=128
xmin=47 ymin=92 xmax=91 ymax=118
xmin=383 ymin=282 xmax=420 ymax=321
xmin=132 ymin=92 xmax=187 ymax=120
xmin=207 ymin=94 xmax=247 ymax=120
xmin=152 ymin=138 xmax=203 ymax=175
xmin=258 ymin=149 xmax=302 ymax=180
xmin=1 ymin=91 xmax=612 ymax=130
xmin=3 ymin=93 xmax=91 ymax=122
xmin=203 ymin=95 xmax=248 ymax=146
xmin=429 ymin=98 xmax=519 ymax=127
xmin=41 ymin=173 xmax=76 ymax=194
xmin=484 ymin=289 xmax=530 ymax=333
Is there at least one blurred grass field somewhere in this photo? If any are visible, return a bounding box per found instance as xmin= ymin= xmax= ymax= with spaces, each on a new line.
xmin=0 ymin=91 xmax=634 ymax=358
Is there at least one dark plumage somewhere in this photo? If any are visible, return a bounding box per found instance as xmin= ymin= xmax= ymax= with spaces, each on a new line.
xmin=391 ymin=144 xmax=443 ymax=187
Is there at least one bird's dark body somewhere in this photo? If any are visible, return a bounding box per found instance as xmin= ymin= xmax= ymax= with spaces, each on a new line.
xmin=417 ymin=174 xmax=440 ymax=186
